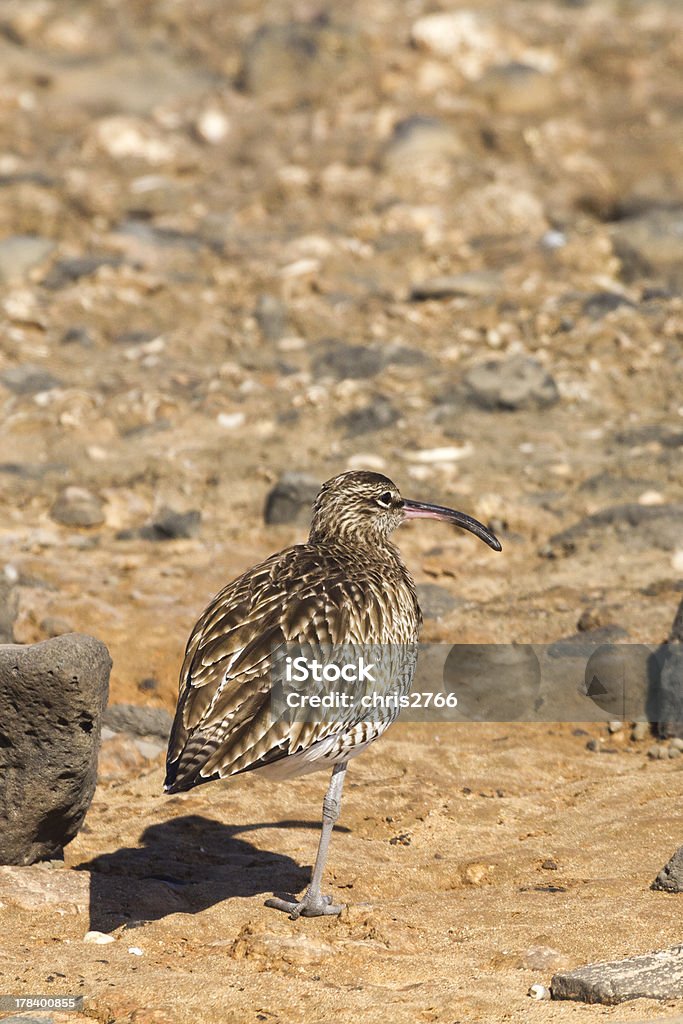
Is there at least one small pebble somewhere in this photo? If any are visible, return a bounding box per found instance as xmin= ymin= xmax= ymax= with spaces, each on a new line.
xmin=128 ymin=946 xmax=144 ymax=956
xmin=670 ymin=737 xmax=683 ymax=751
xmin=669 ymin=745 xmax=682 ymax=759
xmin=217 ymin=412 xmax=246 ymax=430
xmin=407 ymin=444 xmax=473 ymax=464
xmin=631 ymin=721 xmax=649 ymax=742
xmin=647 ymin=745 xmax=665 ymax=759
xmin=84 ymin=930 xmax=115 ymax=944
xmin=608 ymin=721 xmax=623 ymax=734
xmin=528 ymin=983 xmax=551 ymax=1000
xmin=195 ymin=108 xmax=230 ymax=145
xmin=50 ymin=486 xmax=105 ymax=528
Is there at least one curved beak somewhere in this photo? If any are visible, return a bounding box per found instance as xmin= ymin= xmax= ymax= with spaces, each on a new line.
xmin=402 ymin=499 xmax=502 ymax=552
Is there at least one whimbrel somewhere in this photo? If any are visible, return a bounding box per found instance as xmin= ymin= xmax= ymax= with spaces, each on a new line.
xmin=165 ymin=471 xmax=501 ymax=918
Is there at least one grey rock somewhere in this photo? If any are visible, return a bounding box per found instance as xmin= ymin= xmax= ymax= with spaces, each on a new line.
xmin=50 ymin=486 xmax=105 ymax=528
xmin=311 ymin=340 xmax=427 ymax=382
xmin=551 ymin=944 xmax=683 ymax=1002
xmin=671 ymin=596 xmax=683 ymax=643
xmin=42 ymin=255 xmax=121 ymax=290
xmin=548 ymin=625 xmax=630 ymax=658
xmin=416 ymin=583 xmax=462 ymax=621
xmin=443 ymin=643 xmax=541 ymax=722
xmin=334 ymin=397 xmax=399 ymax=437
xmin=103 ymin=703 xmax=173 ymax=740
xmin=410 ymin=271 xmax=502 ymax=301
xmin=582 ymin=291 xmax=636 ymax=318
xmin=140 ymin=508 xmax=201 ymax=541
xmin=254 ymin=293 xmax=289 ymax=342
xmin=61 ymin=326 xmax=95 ymax=347
xmin=0 ymin=235 xmax=55 ymax=283
xmin=612 ymin=208 xmax=683 ymax=285
xmin=0 ymin=634 xmax=111 ymax=864
xmin=40 ymin=615 xmax=73 ymax=638
xmin=311 ymin=341 xmax=383 ymax=381
xmin=0 ymin=579 xmax=17 ymax=643
xmin=382 ymin=115 xmax=463 ymax=174
xmin=473 ymin=63 xmax=559 ymax=115
xmin=382 ymin=343 xmax=430 ymax=368
xmin=653 ymin=846 xmax=683 ymax=892
xmin=264 ymin=472 xmax=320 ymax=526
xmin=613 ymin=425 xmax=683 ymax=449
xmin=240 ymin=21 xmax=365 ymax=104
xmin=546 ymin=503 xmax=683 ymax=557
xmin=658 ymin=644 xmax=683 ymax=739
xmin=654 ymin=597 xmax=683 ymax=739
xmin=0 ymin=863 xmax=89 ymax=912
xmin=464 ymin=356 xmax=559 ymax=411
xmin=1 ymin=364 xmax=63 ymax=395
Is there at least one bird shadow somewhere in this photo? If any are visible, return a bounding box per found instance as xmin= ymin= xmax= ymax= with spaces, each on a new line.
xmin=76 ymin=814 xmax=349 ymax=933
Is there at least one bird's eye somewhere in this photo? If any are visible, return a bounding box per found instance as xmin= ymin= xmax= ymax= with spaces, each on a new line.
xmin=376 ymin=491 xmax=393 ymax=508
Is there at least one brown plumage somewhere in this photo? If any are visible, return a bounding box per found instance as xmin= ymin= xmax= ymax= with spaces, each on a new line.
xmin=165 ymin=470 xmax=501 ymax=918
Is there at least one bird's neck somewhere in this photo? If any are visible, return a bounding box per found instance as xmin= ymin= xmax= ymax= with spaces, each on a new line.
xmin=308 ymin=526 xmax=400 ymax=565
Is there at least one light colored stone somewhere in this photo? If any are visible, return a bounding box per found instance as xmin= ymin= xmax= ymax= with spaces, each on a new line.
xmin=0 ymin=236 xmax=55 ymax=283
xmin=0 ymin=865 xmax=89 ymax=913
xmin=92 ymin=116 xmax=176 ymax=163
xmin=84 ymin=930 xmax=116 ymax=944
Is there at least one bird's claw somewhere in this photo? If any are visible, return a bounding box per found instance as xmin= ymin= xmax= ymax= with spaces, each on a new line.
xmin=265 ymin=892 xmax=344 ymax=919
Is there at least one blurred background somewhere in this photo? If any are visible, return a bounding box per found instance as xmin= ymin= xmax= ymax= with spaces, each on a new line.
xmin=0 ymin=0 xmax=682 ymax=714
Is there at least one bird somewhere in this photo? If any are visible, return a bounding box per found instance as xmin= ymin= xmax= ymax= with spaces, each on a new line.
xmin=164 ymin=470 xmax=501 ymax=919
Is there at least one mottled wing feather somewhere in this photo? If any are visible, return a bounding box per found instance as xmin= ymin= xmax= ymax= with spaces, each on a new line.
xmin=165 ymin=545 xmax=373 ymax=791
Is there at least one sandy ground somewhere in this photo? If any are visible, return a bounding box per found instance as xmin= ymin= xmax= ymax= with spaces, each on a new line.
xmin=1 ymin=722 xmax=682 ymax=1023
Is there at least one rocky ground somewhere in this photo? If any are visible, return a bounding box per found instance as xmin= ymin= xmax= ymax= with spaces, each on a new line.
xmin=0 ymin=0 xmax=682 ymax=1020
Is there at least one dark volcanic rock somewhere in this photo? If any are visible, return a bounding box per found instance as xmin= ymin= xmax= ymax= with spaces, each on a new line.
xmin=654 ymin=596 xmax=683 ymax=739
xmin=464 ymin=356 xmax=559 ymax=411
xmin=582 ymin=291 xmax=636 ymax=318
xmin=0 ymin=634 xmax=111 ymax=865
xmin=334 ymin=397 xmax=399 ymax=437
xmin=311 ymin=341 xmax=383 ymax=381
xmin=652 ymin=845 xmax=683 ymax=893
xmin=551 ymin=944 xmax=683 ymax=1002
xmin=42 ymin=255 xmax=121 ymax=289
xmin=264 ymin=472 xmax=320 ymax=526
xmin=140 ymin=507 xmax=201 ymax=541
xmin=1 ymin=364 xmax=63 ymax=395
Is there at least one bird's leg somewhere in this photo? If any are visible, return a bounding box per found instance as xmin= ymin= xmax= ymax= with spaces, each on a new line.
xmin=265 ymin=761 xmax=348 ymax=920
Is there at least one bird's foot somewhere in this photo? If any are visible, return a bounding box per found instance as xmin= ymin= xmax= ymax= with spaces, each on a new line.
xmin=265 ymin=891 xmax=344 ymax=920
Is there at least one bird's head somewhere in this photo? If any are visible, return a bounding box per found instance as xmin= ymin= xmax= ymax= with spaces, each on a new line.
xmin=308 ymin=471 xmax=502 ymax=551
